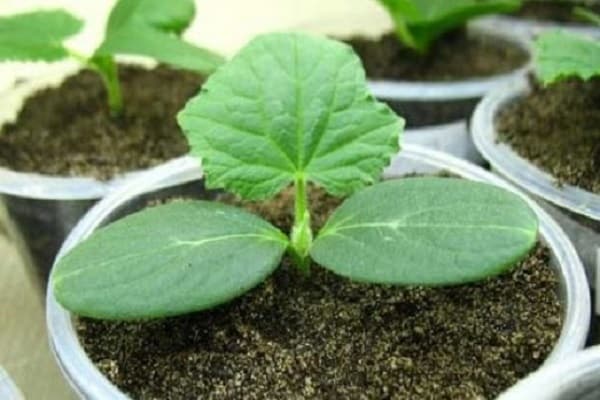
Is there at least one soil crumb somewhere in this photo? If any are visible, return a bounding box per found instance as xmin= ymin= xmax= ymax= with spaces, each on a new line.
xmin=78 ymin=186 xmax=562 ymax=400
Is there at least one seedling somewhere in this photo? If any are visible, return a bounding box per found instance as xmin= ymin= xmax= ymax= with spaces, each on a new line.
xmin=0 ymin=0 xmax=224 ymax=115
xmin=534 ymin=9 xmax=600 ymax=84
xmin=52 ymin=33 xmax=538 ymax=320
xmin=375 ymin=0 xmax=522 ymax=52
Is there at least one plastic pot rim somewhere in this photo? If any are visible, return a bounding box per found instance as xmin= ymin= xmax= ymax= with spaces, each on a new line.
xmin=366 ymin=24 xmax=532 ymax=102
xmin=471 ymin=75 xmax=600 ymax=222
xmin=0 ymin=63 xmax=184 ymax=201
xmin=46 ymin=145 xmax=590 ymax=399
xmin=499 ymin=345 xmax=600 ymax=400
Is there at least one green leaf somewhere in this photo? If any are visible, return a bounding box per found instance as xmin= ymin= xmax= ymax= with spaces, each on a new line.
xmin=178 ymin=32 xmax=403 ymax=200
xmin=574 ymin=7 xmax=600 ymax=26
xmin=53 ymin=201 xmax=288 ymax=320
xmin=311 ymin=178 xmax=538 ymax=286
xmin=96 ymin=0 xmax=224 ymax=74
xmin=0 ymin=10 xmax=82 ymax=62
xmin=377 ymin=0 xmax=521 ymax=52
xmin=535 ymin=30 xmax=600 ymax=84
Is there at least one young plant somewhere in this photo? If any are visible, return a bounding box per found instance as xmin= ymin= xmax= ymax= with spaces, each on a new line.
xmin=0 ymin=0 xmax=224 ymax=115
xmin=534 ymin=13 xmax=600 ymax=85
xmin=375 ymin=0 xmax=522 ymax=52
xmin=52 ymin=33 xmax=538 ymax=320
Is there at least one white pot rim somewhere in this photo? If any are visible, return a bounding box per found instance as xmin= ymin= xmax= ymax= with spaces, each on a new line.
xmin=499 ymin=345 xmax=600 ymax=400
xmin=0 ymin=63 xmax=183 ymax=201
xmin=471 ymin=75 xmax=600 ymax=222
xmin=366 ymin=24 xmax=533 ymax=101
xmin=46 ymin=144 xmax=590 ymax=399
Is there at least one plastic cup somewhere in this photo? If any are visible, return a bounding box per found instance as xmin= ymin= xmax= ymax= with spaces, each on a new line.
xmin=47 ymin=145 xmax=590 ymax=399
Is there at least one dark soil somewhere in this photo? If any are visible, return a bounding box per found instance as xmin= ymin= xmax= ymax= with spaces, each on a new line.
xmin=345 ymin=29 xmax=528 ymax=82
xmin=0 ymin=65 xmax=203 ymax=179
xmin=512 ymin=1 xmax=600 ymax=23
xmin=345 ymin=29 xmax=529 ymax=126
xmin=497 ymin=77 xmax=600 ymax=194
xmin=78 ymin=186 xmax=562 ymax=400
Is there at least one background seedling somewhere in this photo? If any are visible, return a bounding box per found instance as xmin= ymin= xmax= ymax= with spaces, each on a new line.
xmin=375 ymin=0 xmax=522 ymax=52
xmin=52 ymin=33 xmax=538 ymax=320
xmin=534 ymin=9 xmax=600 ymax=84
xmin=0 ymin=0 xmax=224 ymax=115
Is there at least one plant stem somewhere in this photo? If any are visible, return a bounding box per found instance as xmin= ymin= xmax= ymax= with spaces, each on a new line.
xmin=290 ymin=175 xmax=313 ymax=273
xmin=94 ymin=56 xmax=123 ymax=116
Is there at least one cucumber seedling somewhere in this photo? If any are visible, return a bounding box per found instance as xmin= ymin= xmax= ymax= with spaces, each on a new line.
xmin=52 ymin=33 xmax=538 ymax=320
xmin=375 ymin=0 xmax=522 ymax=52
xmin=0 ymin=0 xmax=224 ymax=115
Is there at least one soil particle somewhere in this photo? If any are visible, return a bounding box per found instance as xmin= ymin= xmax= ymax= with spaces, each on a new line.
xmin=512 ymin=1 xmax=600 ymax=23
xmin=78 ymin=186 xmax=562 ymax=400
xmin=345 ymin=29 xmax=528 ymax=82
xmin=497 ymin=77 xmax=600 ymax=194
xmin=0 ymin=65 xmax=203 ymax=179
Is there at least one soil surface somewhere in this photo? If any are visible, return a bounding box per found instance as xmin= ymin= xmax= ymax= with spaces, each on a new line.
xmin=345 ymin=29 xmax=528 ymax=82
xmin=0 ymin=65 xmax=203 ymax=179
xmin=497 ymin=77 xmax=600 ymax=194
xmin=512 ymin=1 xmax=600 ymax=23
xmin=78 ymin=186 xmax=562 ymax=400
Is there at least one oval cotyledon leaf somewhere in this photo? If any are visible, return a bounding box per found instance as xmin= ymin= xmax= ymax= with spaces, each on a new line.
xmin=311 ymin=178 xmax=538 ymax=286
xmin=52 ymin=201 xmax=289 ymax=320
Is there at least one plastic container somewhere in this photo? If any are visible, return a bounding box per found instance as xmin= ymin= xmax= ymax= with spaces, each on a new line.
xmin=473 ymin=14 xmax=600 ymax=41
xmin=0 ymin=68 xmax=186 ymax=291
xmin=47 ymin=144 xmax=590 ymax=399
xmin=0 ymin=367 xmax=24 ymax=400
xmin=366 ymin=23 xmax=531 ymax=164
xmin=471 ymin=76 xmax=600 ymax=286
xmin=499 ymin=345 xmax=600 ymax=400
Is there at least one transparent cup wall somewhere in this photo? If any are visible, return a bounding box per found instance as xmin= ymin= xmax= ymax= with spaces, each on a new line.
xmin=0 ymin=195 xmax=95 ymax=292
xmin=47 ymin=147 xmax=590 ymax=399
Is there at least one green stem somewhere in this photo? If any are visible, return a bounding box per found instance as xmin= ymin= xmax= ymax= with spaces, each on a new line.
xmin=94 ymin=56 xmax=123 ymax=116
xmin=66 ymin=48 xmax=123 ymax=116
xmin=290 ymin=175 xmax=312 ymax=273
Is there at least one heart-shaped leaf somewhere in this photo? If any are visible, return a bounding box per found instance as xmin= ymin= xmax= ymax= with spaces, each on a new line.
xmin=311 ymin=178 xmax=538 ymax=285
xmin=178 ymin=32 xmax=403 ymax=200
xmin=535 ymin=30 xmax=600 ymax=85
xmin=53 ymin=201 xmax=288 ymax=320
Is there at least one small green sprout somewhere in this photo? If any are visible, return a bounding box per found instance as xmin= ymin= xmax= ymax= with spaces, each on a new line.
xmin=52 ymin=33 xmax=538 ymax=320
xmin=375 ymin=0 xmax=522 ymax=53
xmin=0 ymin=0 xmax=224 ymax=115
xmin=534 ymin=9 xmax=600 ymax=86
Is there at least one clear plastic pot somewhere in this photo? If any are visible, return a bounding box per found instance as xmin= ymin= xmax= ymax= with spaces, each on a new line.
xmin=47 ymin=144 xmax=590 ymax=399
xmin=499 ymin=345 xmax=600 ymax=400
xmin=471 ymin=76 xmax=600 ymax=286
xmin=473 ymin=14 xmax=600 ymax=41
xmin=0 ymin=367 xmax=24 ymax=400
xmin=0 ymin=68 xmax=184 ymax=291
xmin=366 ymin=24 xmax=531 ymax=164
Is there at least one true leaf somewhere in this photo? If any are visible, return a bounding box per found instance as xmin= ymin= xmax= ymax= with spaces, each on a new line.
xmin=377 ymin=0 xmax=521 ymax=52
xmin=178 ymin=32 xmax=403 ymax=200
xmin=311 ymin=178 xmax=538 ymax=285
xmin=96 ymin=0 xmax=224 ymax=74
xmin=535 ymin=30 xmax=600 ymax=84
xmin=52 ymin=201 xmax=288 ymax=320
xmin=0 ymin=10 xmax=82 ymax=62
